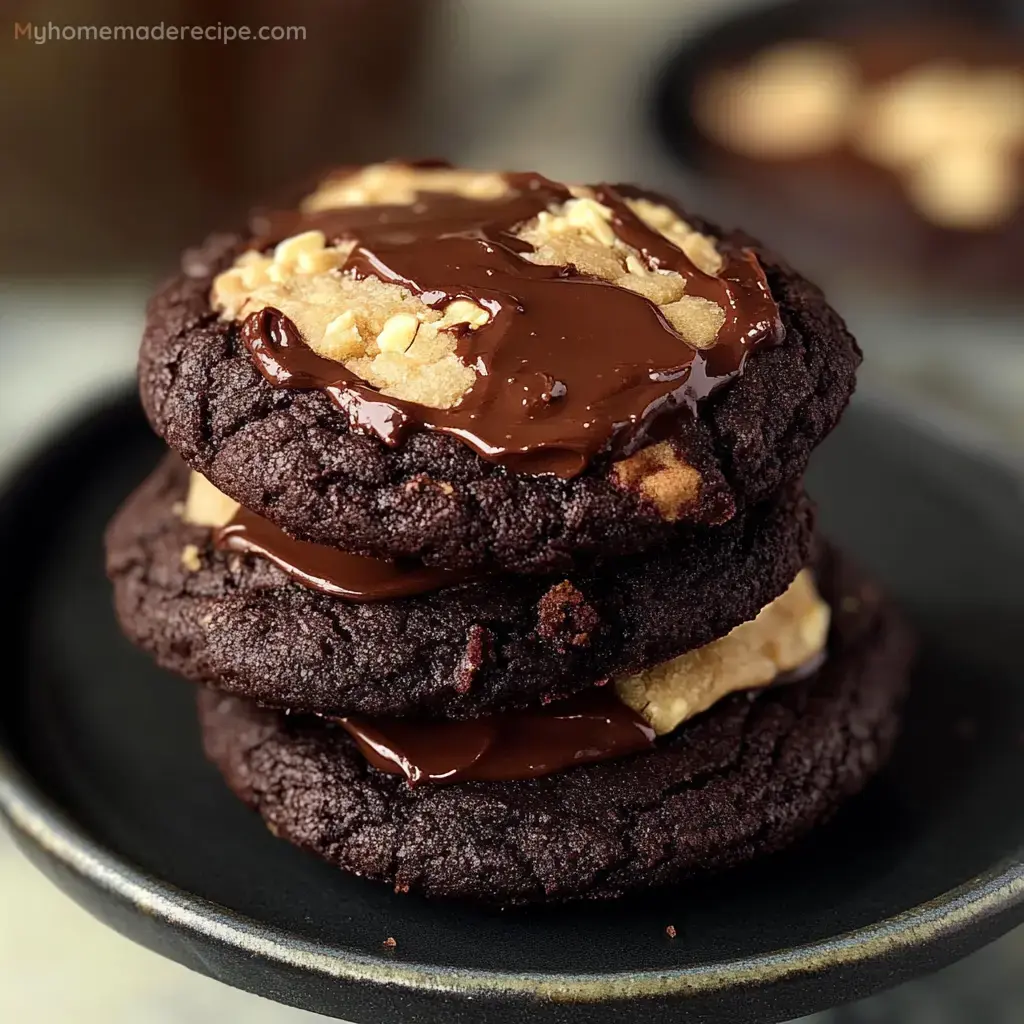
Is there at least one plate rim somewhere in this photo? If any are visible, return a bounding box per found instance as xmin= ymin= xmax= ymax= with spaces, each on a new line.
xmin=0 ymin=386 xmax=1022 ymax=1007
xmin=2 ymin=728 xmax=1022 ymax=1003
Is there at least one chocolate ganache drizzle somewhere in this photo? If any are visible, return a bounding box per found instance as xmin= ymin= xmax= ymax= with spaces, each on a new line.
xmin=337 ymin=688 xmax=657 ymax=786
xmin=241 ymin=169 xmax=782 ymax=477
xmin=213 ymin=505 xmax=472 ymax=601
xmin=335 ymin=645 xmax=827 ymax=786
xmin=198 ymin=491 xmax=827 ymax=785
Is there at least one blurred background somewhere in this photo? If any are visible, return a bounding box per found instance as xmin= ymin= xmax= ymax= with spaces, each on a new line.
xmin=0 ymin=0 xmax=1020 ymax=1021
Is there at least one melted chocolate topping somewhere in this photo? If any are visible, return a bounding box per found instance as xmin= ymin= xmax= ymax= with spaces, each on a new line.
xmin=337 ymin=687 xmax=657 ymax=786
xmin=240 ymin=169 xmax=782 ymax=477
xmin=336 ymin=645 xmax=829 ymax=786
xmin=213 ymin=505 xmax=471 ymax=601
xmin=205 ymin=495 xmax=827 ymax=784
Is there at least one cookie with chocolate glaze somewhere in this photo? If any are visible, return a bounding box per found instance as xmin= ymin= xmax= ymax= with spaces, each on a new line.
xmin=138 ymin=163 xmax=859 ymax=573
xmin=105 ymin=455 xmax=814 ymax=720
xmin=197 ymin=545 xmax=913 ymax=904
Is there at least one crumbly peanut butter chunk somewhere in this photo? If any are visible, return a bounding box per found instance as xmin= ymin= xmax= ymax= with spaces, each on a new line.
xmin=609 ymin=441 xmax=702 ymax=521
xmin=183 ymin=472 xmax=240 ymax=528
xmin=210 ymin=227 xmax=481 ymax=409
xmin=210 ymin=163 xmax=733 ymax=411
xmin=616 ymin=569 xmax=830 ymax=735
xmin=516 ymin=190 xmax=726 ymax=347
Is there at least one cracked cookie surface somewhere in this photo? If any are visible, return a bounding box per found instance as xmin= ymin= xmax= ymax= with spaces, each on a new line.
xmin=197 ymin=544 xmax=913 ymax=904
xmin=105 ymin=456 xmax=813 ymax=719
xmin=138 ymin=168 xmax=859 ymax=573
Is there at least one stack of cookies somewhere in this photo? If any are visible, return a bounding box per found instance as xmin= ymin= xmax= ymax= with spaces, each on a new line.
xmin=106 ymin=163 xmax=913 ymax=905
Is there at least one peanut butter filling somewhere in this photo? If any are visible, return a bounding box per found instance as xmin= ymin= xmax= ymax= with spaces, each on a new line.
xmin=211 ymin=167 xmax=732 ymax=409
xmin=182 ymin=472 xmax=829 ymax=749
xmin=615 ymin=569 xmax=829 ymax=735
xmin=205 ymin=162 xmax=780 ymax=483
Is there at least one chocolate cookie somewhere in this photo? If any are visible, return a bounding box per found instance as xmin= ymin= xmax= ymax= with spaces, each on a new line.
xmin=106 ymin=456 xmax=813 ymax=719
xmin=198 ymin=545 xmax=913 ymax=904
xmin=138 ymin=164 xmax=859 ymax=573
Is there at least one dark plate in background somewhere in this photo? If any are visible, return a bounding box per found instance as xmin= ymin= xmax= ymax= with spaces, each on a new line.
xmin=651 ymin=0 xmax=1024 ymax=293
xmin=0 ymin=391 xmax=1022 ymax=1024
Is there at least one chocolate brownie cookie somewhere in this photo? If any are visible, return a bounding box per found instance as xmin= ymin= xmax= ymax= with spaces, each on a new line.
xmin=138 ymin=163 xmax=859 ymax=573
xmin=105 ymin=455 xmax=813 ymax=719
xmin=198 ymin=545 xmax=913 ymax=904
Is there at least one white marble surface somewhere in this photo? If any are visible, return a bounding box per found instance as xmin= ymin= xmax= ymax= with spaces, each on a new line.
xmin=0 ymin=830 xmax=325 ymax=1024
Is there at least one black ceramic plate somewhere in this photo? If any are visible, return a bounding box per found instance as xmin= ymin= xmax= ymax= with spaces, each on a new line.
xmin=1 ymin=390 xmax=1022 ymax=1024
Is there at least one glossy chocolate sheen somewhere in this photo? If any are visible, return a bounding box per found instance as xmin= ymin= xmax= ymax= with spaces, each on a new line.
xmin=242 ymin=170 xmax=782 ymax=477
xmin=213 ymin=506 xmax=471 ymax=600
xmin=336 ymin=645 xmax=831 ymax=786
xmin=337 ymin=688 xmax=657 ymax=786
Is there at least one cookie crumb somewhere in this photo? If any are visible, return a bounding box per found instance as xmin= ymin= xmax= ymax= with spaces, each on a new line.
xmin=454 ymin=624 xmax=489 ymax=693
xmin=383 ymin=936 xmax=397 ymax=949
xmin=536 ymin=581 xmax=599 ymax=650
xmin=665 ymin=924 xmax=677 ymax=939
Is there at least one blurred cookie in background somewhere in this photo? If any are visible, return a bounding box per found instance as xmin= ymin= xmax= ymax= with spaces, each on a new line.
xmin=656 ymin=0 xmax=1024 ymax=295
